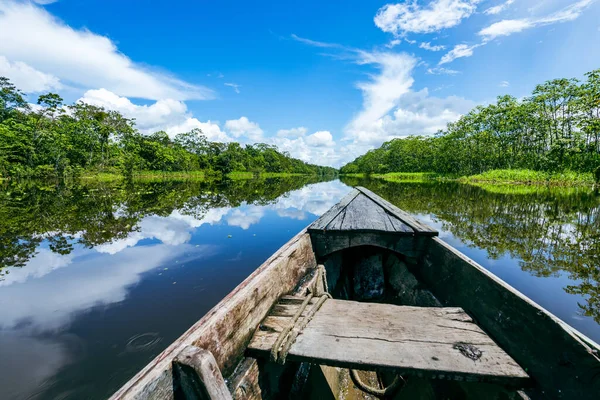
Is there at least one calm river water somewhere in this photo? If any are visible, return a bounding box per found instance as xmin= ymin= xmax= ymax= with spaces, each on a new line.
xmin=1 ymin=177 xmax=599 ymax=399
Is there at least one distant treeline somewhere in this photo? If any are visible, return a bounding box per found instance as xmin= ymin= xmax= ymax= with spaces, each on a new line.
xmin=341 ymin=69 xmax=600 ymax=177
xmin=0 ymin=77 xmax=337 ymax=179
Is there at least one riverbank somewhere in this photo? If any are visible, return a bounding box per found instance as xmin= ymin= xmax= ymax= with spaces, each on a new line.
xmin=341 ymin=169 xmax=596 ymax=186
xmin=77 ymin=170 xmax=331 ymax=181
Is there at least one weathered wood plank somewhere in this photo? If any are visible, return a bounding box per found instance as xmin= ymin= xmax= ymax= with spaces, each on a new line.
xmin=248 ymin=299 xmax=529 ymax=387
xmin=226 ymin=274 xmax=322 ymax=400
xmin=309 ymin=190 xmax=359 ymax=231
xmin=355 ymin=187 xmax=438 ymax=236
xmin=337 ymin=194 xmax=411 ymax=233
xmin=173 ymin=346 xmax=233 ymax=400
xmin=110 ymin=230 xmax=317 ymax=400
xmin=420 ymin=237 xmax=600 ymax=399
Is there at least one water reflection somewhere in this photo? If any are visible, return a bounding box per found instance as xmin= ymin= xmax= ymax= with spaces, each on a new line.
xmin=2 ymin=177 xmax=600 ymax=399
xmin=0 ymin=177 xmax=348 ymax=400
xmin=343 ymin=177 xmax=600 ymax=333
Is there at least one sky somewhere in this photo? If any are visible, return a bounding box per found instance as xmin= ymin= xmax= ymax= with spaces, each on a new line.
xmin=1 ymin=0 xmax=599 ymax=167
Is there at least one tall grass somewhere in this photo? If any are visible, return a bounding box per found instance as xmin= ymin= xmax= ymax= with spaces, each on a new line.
xmin=464 ymin=169 xmax=594 ymax=185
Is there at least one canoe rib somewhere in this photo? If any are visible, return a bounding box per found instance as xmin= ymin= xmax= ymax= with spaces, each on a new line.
xmin=109 ymin=230 xmax=317 ymax=400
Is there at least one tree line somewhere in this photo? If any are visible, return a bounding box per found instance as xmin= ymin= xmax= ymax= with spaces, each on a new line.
xmin=341 ymin=69 xmax=600 ymax=177
xmin=0 ymin=77 xmax=337 ymax=179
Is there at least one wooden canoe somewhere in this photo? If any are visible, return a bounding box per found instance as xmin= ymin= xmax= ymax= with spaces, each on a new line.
xmin=110 ymin=187 xmax=600 ymax=400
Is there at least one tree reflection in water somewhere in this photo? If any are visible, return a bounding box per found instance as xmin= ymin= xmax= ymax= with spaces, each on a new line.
xmin=0 ymin=176 xmax=331 ymax=272
xmin=343 ymin=177 xmax=600 ymax=323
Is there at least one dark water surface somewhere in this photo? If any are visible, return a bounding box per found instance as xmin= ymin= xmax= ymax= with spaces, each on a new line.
xmin=1 ymin=177 xmax=599 ymax=399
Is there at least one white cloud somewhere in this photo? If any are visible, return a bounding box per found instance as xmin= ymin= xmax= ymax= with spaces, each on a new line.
xmin=499 ymin=80 xmax=510 ymax=87
xmin=32 ymin=0 xmax=58 ymax=4
xmin=305 ymin=130 xmax=335 ymax=147
xmin=290 ymin=33 xmax=344 ymax=49
xmin=419 ymin=42 xmax=446 ymax=51
xmin=346 ymin=51 xmax=416 ymax=143
xmin=224 ymin=82 xmax=240 ymax=93
xmin=439 ymin=43 xmax=480 ymax=64
xmin=224 ymin=116 xmax=264 ymax=142
xmin=385 ymin=38 xmax=402 ymax=48
xmin=0 ymin=243 xmax=215 ymax=331
xmin=226 ymin=206 xmax=265 ymax=230
xmin=374 ymin=0 xmax=479 ymax=36
xmin=0 ymin=1 xmax=211 ymax=100
xmin=270 ymin=135 xmax=341 ymax=165
xmin=80 ymin=89 xmax=186 ymax=131
xmin=340 ymin=50 xmax=474 ymax=165
xmin=427 ymin=67 xmax=460 ymax=75
xmin=484 ymin=0 xmax=515 ymax=15
xmin=78 ymin=88 xmax=232 ymax=141
xmin=0 ymin=55 xmax=61 ymax=93
xmin=165 ymin=119 xmax=231 ymax=142
xmin=276 ymin=127 xmax=307 ymax=138
xmin=478 ymin=19 xmax=533 ymax=39
xmin=479 ymin=0 xmax=594 ymax=40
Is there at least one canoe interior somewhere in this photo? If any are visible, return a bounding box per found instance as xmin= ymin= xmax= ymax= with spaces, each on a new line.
xmin=110 ymin=188 xmax=600 ymax=400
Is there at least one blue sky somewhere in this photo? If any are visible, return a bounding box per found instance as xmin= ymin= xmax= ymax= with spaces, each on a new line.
xmin=1 ymin=0 xmax=599 ymax=166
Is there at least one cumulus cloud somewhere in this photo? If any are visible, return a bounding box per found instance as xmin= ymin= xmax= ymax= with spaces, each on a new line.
xmin=374 ymin=0 xmax=479 ymax=36
xmin=0 ymin=55 xmax=61 ymax=92
xmin=80 ymin=89 xmax=187 ymax=131
xmin=419 ymin=42 xmax=446 ymax=51
xmin=479 ymin=0 xmax=594 ymax=40
xmin=226 ymin=206 xmax=265 ymax=230
xmin=484 ymin=0 xmax=515 ymax=15
xmin=305 ymin=130 xmax=335 ymax=147
xmin=78 ymin=88 xmax=232 ymax=142
xmin=0 ymin=0 xmax=211 ymax=100
xmin=224 ymin=116 xmax=264 ymax=142
xmin=164 ymin=119 xmax=231 ymax=142
xmin=270 ymin=135 xmax=341 ymax=165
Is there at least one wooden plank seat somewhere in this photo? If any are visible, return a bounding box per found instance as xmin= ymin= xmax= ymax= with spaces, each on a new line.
xmin=247 ymin=296 xmax=530 ymax=388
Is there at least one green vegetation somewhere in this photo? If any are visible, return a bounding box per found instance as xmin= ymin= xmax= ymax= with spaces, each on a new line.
xmin=463 ymin=169 xmax=594 ymax=185
xmin=341 ymin=69 xmax=600 ymax=184
xmin=0 ymin=77 xmax=337 ymax=180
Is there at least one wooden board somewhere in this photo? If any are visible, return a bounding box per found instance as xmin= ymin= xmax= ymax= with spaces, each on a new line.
xmin=355 ymin=187 xmax=438 ymax=236
xmin=339 ymin=193 xmax=413 ymax=233
xmin=309 ymin=190 xmax=359 ymax=231
xmin=248 ymin=297 xmax=529 ymax=387
xmin=309 ymin=191 xmax=414 ymax=234
xmin=309 ymin=187 xmax=437 ymax=236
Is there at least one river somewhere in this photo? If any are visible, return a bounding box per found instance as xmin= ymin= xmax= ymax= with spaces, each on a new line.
xmin=0 ymin=177 xmax=598 ymax=399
